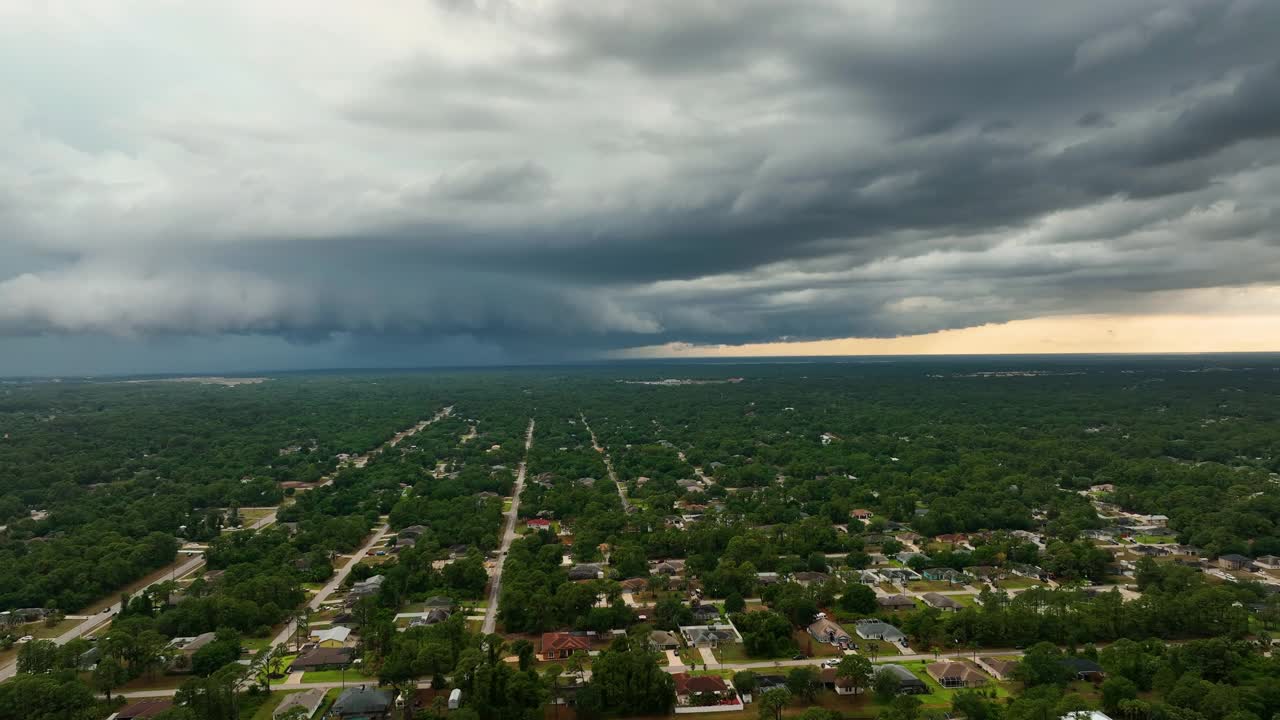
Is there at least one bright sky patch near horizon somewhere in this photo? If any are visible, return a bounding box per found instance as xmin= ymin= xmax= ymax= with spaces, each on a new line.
xmin=2 ymin=1 xmax=1280 ymax=374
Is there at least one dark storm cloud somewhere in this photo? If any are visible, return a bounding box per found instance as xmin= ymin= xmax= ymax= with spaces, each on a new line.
xmin=3 ymin=0 xmax=1280 ymax=373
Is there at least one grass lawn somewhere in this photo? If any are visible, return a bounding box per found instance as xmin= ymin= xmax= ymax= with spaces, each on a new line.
xmin=907 ymin=580 xmax=968 ymax=593
xmin=248 ymin=690 xmax=301 ymax=720
xmin=994 ymin=577 xmax=1043 ymax=590
xmin=678 ymin=648 xmax=702 ymax=666
xmin=302 ymin=667 xmax=377 ymax=683
xmin=857 ymin=639 xmax=902 ymax=658
xmin=1134 ymin=534 xmax=1177 ymax=544
xmin=27 ymin=618 xmax=81 ymax=639
xmin=947 ymin=594 xmax=978 ymax=607
xmin=242 ymin=636 xmax=275 ymax=652
xmin=119 ymin=673 xmax=188 ymax=691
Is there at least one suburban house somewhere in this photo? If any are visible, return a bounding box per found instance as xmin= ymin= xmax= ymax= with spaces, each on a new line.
xmin=273 ymin=688 xmax=325 ymax=719
xmin=672 ymin=672 xmax=739 ymax=708
xmin=423 ymin=596 xmax=453 ymax=609
xmin=689 ymin=602 xmax=721 ymax=623
xmin=399 ymin=525 xmax=428 ymax=538
xmin=620 ymin=577 xmax=649 ymax=593
xmin=526 ymin=518 xmax=552 ymax=531
xmin=855 ymin=619 xmax=907 ymax=644
xmin=819 ymin=667 xmax=859 ymax=695
xmin=681 ymin=625 xmax=740 ymax=648
xmin=541 ymin=632 xmax=591 ymax=660
xmin=168 ymin=632 xmax=216 ymax=671
xmin=409 ymin=609 xmax=451 ymax=627
xmin=881 ymin=568 xmax=921 ymax=583
xmin=568 ymin=563 xmax=605 ymax=581
xmin=792 ymin=571 xmax=832 ymax=586
xmin=311 ymin=626 xmax=352 ymax=648
xmin=876 ymin=665 xmax=928 ymax=694
xmin=807 ymin=617 xmax=852 ymax=645
xmin=331 ymin=686 xmax=397 ymax=720
xmin=878 ymin=594 xmax=917 ymax=611
xmin=976 ymin=656 xmax=1019 ymax=680
xmin=922 ymin=568 xmax=969 ymax=584
xmin=1256 ymin=555 xmax=1280 ymax=570
xmin=112 ymin=699 xmax=174 ymax=720
xmin=756 ymin=571 xmax=782 ymax=586
xmin=1218 ymin=554 xmax=1254 ymax=571
xmin=851 ymin=509 xmax=874 ymax=520
xmin=921 ymin=593 xmax=964 ymax=612
xmin=289 ymin=647 xmax=355 ymax=672
xmin=652 ymin=559 xmax=686 ymax=576
xmin=926 ymin=661 xmax=989 ymax=688
xmin=649 ymin=630 xmax=682 ymax=651
xmin=1063 ymin=658 xmax=1106 ymax=682
xmin=348 ymin=574 xmax=386 ymax=603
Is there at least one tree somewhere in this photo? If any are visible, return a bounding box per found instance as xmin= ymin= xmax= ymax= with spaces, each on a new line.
xmin=583 ymin=633 xmax=674 ymax=716
xmin=874 ymin=667 xmax=902 ymax=703
xmin=838 ymin=583 xmax=878 ymax=614
xmin=1015 ymin=643 xmax=1072 ymax=687
xmin=837 ymin=654 xmax=873 ymax=696
xmin=757 ymin=688 xmax=791 ymax=720
xmin=512 ymin=639 xmax=536 ymax=671
xmin=880 ymin=695 xmax=922 ymax=720
xmin=733 ymin=671 xmax=757 ymax=699
xmin=786 ymin=666 xmax=821 ymax=701
xmin=1101 ymin=677 xmax=1138 ymax=714
xmin=725 ymin=592 xmax=746 ymax=614
xmin=952 ymin=690 xmax=1000 ymax=720
xmin=92 ymin=657 xmax=129 ymax=701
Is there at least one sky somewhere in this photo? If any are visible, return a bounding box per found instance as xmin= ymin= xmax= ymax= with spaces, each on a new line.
xmin=2 ymin=1 xmax=1280 ymax=375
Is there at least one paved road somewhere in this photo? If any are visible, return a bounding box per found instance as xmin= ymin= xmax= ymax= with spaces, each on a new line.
xmin=1 ymin=407 xmax=452 ymax=685
xmin=481 ymin=419 xmax=535 ymax=635
xmin=0 ymin=551 xmax=209 ymax=682
xmin=581 ymin=413 xmax=629 ymax=511
xmin=270 ymin=522 xmax=391 ymax=650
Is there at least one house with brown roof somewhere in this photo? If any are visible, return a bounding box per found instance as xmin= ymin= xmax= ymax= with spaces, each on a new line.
xmin=819 ymin=667 xmax=860 ymax=695
xmin=541 ymin=632 xmax=591 ymax=660
xmin=851 ymin=509 xmax=874 ymax=521
xmin=672 ymin=672 xmax=738 ymax=708
xmin=922 ymin=593 xmax=964 ymax=612
xmin=976 ymin=656 xmax=1018 ymax=680
xmin=289 ymin=646 xmax=355 ymax=672
xmin=273 ymin=688 xmax=325 ymax=719
xmin=877 ymin=594 xmax=917 ymax=610
xmin=926 ymin=661 xmax=989 ymax=688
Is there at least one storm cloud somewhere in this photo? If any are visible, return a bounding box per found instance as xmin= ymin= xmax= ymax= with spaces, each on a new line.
xmin=2 ymin=0 xmax=1280 ymax=372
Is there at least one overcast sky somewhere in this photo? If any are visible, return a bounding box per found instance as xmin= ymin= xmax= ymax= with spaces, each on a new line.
xmin=3 ymin=1 xmax=1280 ymax=375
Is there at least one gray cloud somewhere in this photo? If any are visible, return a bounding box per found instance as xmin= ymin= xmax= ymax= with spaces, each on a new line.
xmin=2 ymin=0 xmax=1280 ymax=373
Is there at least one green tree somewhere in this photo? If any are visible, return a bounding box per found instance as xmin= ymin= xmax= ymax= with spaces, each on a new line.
xmin=757 ymin=688 xmax=792 ymax=720
xmin=92 ymin=656 xmax=129 ymax=701
xmin=837 ymin=654 xmax=873 ymax=696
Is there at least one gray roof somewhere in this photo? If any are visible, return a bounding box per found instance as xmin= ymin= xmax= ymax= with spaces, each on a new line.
xmin=332 ymin=686 xmax=396 ymax=715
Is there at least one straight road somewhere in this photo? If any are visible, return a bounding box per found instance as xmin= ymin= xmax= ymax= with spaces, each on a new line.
xmin=481 ymin=419 xmax=535 ymax=635
xmin=580 ymin=413 xmax=629 ymax=511
xmin=270 ymin=522 xmax=391 ymax=650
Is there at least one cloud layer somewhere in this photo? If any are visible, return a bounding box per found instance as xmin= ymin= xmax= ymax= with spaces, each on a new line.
xmin=2 ymin=0 xmax=1280 ymax=369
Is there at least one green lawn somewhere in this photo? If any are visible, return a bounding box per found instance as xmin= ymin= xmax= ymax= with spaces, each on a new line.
xmin=1135 ymin=534 xmax=1177 ymax=544
xmin=907 ymin=580 xmax=967 ymax=593
xmin=994 ymin=577 xmax=1043 ymax=590
xmin=301 ymin=667 xmax=377 ymax=683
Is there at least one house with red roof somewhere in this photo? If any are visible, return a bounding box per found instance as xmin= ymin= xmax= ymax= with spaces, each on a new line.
xmin=541 ymin=631 xmax=591 ymax=660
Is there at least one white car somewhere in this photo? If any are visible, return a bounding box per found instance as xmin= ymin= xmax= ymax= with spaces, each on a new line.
xmin=16 ymin=636 xmax=34 ymax=644
xmin=821 ymin=659 xmax=840 ymax=668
